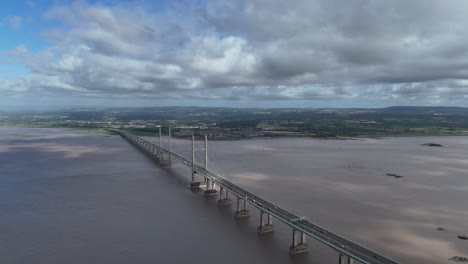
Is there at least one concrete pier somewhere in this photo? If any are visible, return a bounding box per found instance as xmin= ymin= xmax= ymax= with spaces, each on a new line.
xmin=204 ymin=179 xmax=217 ymax=196
xmin=218 ymin=187 xmax=232 ymax=206
xmin=202 ymin=178 xmax=208 ymax=187
xmin=156 ymin=149 xmax=171 ymax=165
xmin=338 ymin=254 xmax=354 ymax=264
xmin=258 ymin=211 xmax=274 ymax=233
xmin=234 ymin=197 xmax=250 ymax=218
xmin=159 ymin=158 xmax=171 ymax=165
xmin=235 ymin=210 xmax=250 ymax=218
xmin=289 ymin=229 xmax=308 ymax=255
xmin=189 ymin=181 xmax=205 ymax=188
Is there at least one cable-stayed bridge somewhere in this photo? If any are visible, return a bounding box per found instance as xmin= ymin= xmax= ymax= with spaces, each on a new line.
xmin=112 ymin=129 xmax=400 ymax=264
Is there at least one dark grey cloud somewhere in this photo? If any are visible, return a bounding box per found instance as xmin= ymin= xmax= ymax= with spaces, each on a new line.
xmin=204 ymin=0 xmax=468 ymax=82
xmin=3 ymin=0 xmax=468 ymax=104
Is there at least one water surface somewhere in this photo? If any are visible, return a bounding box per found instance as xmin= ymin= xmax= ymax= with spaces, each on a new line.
xmin=1 ymin=127 xmax=467 ymax=264
xmin=0 ymin=127 xmax=317 ymax=264
xmin=151 ymin=135 xmax=468 ymax=263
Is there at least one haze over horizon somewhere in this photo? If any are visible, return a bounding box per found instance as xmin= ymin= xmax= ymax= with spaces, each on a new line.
xmin=1 ymin=0 xmax=468 ymax=110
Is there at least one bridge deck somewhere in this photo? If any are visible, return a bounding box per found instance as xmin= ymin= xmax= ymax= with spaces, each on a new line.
xmin=116 ymin=130 xmax=401 ymax=264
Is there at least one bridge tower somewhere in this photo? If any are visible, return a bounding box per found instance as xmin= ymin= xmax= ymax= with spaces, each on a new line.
xmin=168 ymin=126 xmax=171 ymax=161
xmin=203 ymin=134 xmax=217 ymax=195
xmin=157 ymin=126 xmax=171 ymax=165
xmin=188 ymin=133 xmax=213 ymax=191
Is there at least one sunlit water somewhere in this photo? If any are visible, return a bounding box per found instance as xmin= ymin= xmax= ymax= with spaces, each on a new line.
xmin=1 ymin=127 xmax=467 ymax=263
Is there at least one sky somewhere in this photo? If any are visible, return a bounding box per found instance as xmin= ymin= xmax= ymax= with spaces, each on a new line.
xmin=1 ymin=0 xmax=468 ymax=110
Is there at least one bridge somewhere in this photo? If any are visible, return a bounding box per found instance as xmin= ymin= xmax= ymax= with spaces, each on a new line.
xmin=113 ymin=129 xmax=401 ymax=264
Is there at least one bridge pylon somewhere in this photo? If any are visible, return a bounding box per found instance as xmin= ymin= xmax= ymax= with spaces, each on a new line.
xmin=187 ymin=133 xmax=210 ymax=189
xmin=148 ymin=126 xmax=171 ymax=165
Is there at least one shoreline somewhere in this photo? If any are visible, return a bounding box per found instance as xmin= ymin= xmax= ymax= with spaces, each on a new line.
xmin=3 ymin=124 xmax=468 ymax=140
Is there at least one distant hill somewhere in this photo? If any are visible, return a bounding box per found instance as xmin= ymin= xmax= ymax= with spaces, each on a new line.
xmin=381 ymin=106 xmax=468 ymax=114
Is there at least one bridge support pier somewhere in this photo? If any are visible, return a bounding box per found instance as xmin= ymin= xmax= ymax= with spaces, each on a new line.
xmin=218 ymin=187 xmax=232 ymax=206
xmin=338 ymin=254 xmax=354 ymax=264
xmin=200 ymin=177 xmax=208 ymax=186
xmin=235 ymin=197 xmax=250 ymax=218
xmin=197 ymin=179 xmax=207 ymax=187
xmin=151 ymin=146 xmax=156 ymax=156
xmin=289 ymin=229 xmax=308 ymax=255
xmin=190 ymin=176 xmax=208 ymax=188
xmin=190 ymin=179 xmax=207 ymax=188
xmin=204 ymin=179 xmax=217 ymax=196
xmin=258 ymin=211 xmax=274 ymax=233
xmin=158 ymin=151 xmax=171 ymax=165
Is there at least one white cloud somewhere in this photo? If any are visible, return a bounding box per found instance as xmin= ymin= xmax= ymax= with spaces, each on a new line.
xmin=2 ymin=16 xmax=23 ymax=30
xmin=26 ymin=1 xmax=36 ymax=9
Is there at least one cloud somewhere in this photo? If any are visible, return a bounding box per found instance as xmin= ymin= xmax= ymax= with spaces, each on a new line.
xmin=26 ymin=1 xmax=36 ymax=9
xmin=1 ymin=16 xmax=23 ymax=30
xmin=3 ymin=0 xmax=468 ymax=104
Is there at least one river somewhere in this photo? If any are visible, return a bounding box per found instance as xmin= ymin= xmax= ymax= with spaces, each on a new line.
xmin=1 ymin=127 xmax=467 ymax=263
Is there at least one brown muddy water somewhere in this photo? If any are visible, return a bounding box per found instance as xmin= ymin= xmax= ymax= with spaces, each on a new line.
xmin=1 ymin=127 xmax=467 ymax=263
xmin=148 ymin=135 xmax=468 ymax=264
